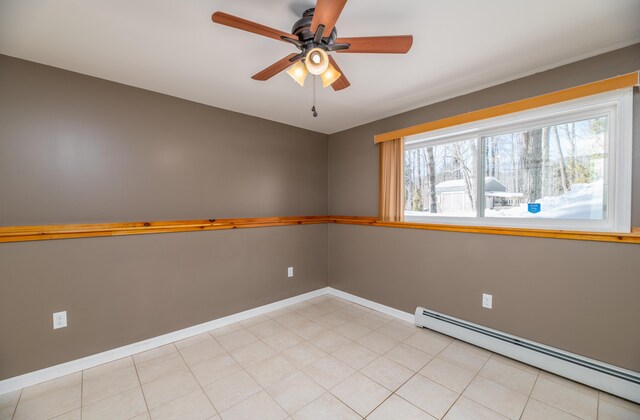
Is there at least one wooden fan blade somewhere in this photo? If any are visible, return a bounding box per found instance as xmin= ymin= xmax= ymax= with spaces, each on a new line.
xmin=252 ymin=54 xmax=300 ymax=81
xmin=310 ymin=0 xmax=347 ymax=38
xmin=328 ymin=56 xmax=350 ymax=91
xmin=212 ymin=11 xmax=296 ymax=42
xmin=335 ymin=36 xmax=413 ymax=53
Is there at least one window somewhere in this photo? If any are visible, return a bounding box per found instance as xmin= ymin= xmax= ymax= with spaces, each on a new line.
xmin=403 ymin=89 xmax=632 ymax=232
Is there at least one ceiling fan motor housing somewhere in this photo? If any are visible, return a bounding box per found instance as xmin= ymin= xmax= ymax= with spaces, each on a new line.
xmin=291 ymin=8 xmax=337 ymax=52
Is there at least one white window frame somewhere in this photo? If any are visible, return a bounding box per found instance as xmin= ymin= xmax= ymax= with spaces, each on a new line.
xmin=403 ymin=89 xmax=633 ymax=233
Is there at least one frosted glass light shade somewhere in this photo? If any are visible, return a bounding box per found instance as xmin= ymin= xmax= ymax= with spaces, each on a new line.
xmin=320 ymin=64 xmax=342 ymax=87
xmin=305 ymin=48 xmax=329 ymax=75
xmin=286 ymin=61 xmax=308 ymax=86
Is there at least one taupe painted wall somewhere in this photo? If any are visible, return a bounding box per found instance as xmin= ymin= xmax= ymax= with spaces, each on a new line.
xmin=0 ymin=55 xmax=327 ymax=225
xmin=328 ymin=43 xmax=640 ymax=371
xmin=0 ymin=55 xmax=328 ymax=379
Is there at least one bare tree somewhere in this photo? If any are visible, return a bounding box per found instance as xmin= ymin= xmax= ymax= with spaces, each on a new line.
xmin=427 ymin=146 xmax=437 ymax=213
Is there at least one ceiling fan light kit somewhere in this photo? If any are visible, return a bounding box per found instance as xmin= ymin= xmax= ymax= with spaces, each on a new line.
xmin=211 ymin=0 xmax=413 ymax=116
xmin=286 ymin=61 xmax=309 ymax=86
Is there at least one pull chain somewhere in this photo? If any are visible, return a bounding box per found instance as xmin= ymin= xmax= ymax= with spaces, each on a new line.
xmin=311 ymin=75 xmax=318 ymax=117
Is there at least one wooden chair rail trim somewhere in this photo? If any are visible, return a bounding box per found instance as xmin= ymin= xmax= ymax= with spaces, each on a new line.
xmin=1 ymin=216 xmax=639 ymax=244
xmin=374 ymin=71 xmax=639 ymax=144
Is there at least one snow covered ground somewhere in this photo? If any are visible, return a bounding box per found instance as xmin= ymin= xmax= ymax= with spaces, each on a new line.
xmin=405 ymin=182 xmax=605 ymax=220
xmin=485 ymin=182 xmax=604 ymax=220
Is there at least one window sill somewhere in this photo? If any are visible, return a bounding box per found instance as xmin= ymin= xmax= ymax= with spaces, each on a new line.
xmin=329 ymin=216 xmax=640 ymax=244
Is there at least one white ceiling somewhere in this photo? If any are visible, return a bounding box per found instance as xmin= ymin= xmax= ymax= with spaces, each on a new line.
xmin=1 ymin=0 xmax=639 ymax=134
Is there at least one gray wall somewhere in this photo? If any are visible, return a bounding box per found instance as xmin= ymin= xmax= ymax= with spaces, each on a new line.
xmin=328 ymin=43 xmax=640 ymax=371
xmin=0 ymin=55 xmax=328 ymax=379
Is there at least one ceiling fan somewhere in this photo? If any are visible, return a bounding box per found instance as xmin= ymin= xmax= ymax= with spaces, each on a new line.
xmin=211 ymin=0 xmax=413 ymax=91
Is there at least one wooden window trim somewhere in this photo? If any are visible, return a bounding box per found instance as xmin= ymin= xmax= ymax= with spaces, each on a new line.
xmin=374 ymin=71 xmax=639 ymax=144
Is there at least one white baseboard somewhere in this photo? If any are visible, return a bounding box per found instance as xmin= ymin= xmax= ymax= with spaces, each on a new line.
xmin=0 ymin=287 xmax=330 ymax=395
xmin=327 ymin=288 xmax=415 ymax=324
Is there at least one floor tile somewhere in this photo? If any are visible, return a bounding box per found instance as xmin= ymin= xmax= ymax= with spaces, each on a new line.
xmin=266 ymin=371 xmax=325 ymax=415
xmin=419 ymin=357 xmax=475 ymax=393
xmin=229 ymin=340 xmax=276 ymax=366
xmin=444 ymin=396 xmax=507 ymax=420
xmin=360 ymin=356 xmax=414 ymax=391
xmin=82 ymin=387 xmax=147 ymax=420
xmin=357 ymin=331 xmax=398 ymax=354
xmin=190 ymin=352 xmax=243 ymax=386
xmin=292 ymin=393 xmax=360 ymax=420
xmin=354 ymin=312 xmax=393 ymax=330
xmin=14 ymin=384 xmax=81 ymax=420
xmin=489 ymin=353 xmax=539 ymax=376
xmin=600 ymin=392 xmax=640 ymax=414
xmin=179 ymin=338 xmax=226 ymax=366
xmin=539 ymin=371 xmax=599 ymax=397
xmin=281 ymin=341 xmax=327 ymax=369
xmin=136 ymin=351 xmax=189 ymax=384
xmin=385 ymin=343 xmax=434 ymax=372
xmin=142 ymin=369 xmax=200 ymax=409
xmin=332 ymin=342 xmax=379 ymax=370
xmin=598 ymin=399 xmax=640 ymax=420
xmin=83 ymin=357 xmax=133 ymax=380
xmin=404 ymin=330 xmax=452 ymax=356
xmin=133 ymin=344 xmax=178 ymax=365
xmin=217 ymin=329 xmax=259 ymax=352
xmin=220 ymin=390 xmax=287 ymax=420
xmin=262 ymin=330 xmax=304 ymax=352
xmin=246 ymin=319 xmax=287 ymax=339
xmin=521 ymin=398 xmax=580 ymax=420
xmin=439 ymin=341 xmax=491 ymax=373
xmin=463 ymin=376 xmax=528 ymax=419
xmin=479 ymin=358 xmax=537 ymax=395
xmin=51 ymin=408 xmax=82 ymax=419
xmin=303 ymin=356 xmax=355 ymax=390
xmin=209 ymin=323 xmax=243 ymax=338
xmin=334 ymin=321 xmax=373 ymax=340
xmin=287 ymin=321 xmax=327 ymax=340
xmin=377 ymin=320 xmax=417 ymax=341
xmin=315 ymin=311 xmax=354 ymax=329
xmin=82 ymin=365 xmax=140 ymax=406
xmin=203 ymin=370 xmax=262 ymax=413
xmin=309 ymin=330 xmax=352 ymax=353
xmin=150 ymin=389 xmax=216 ymax=420
xmin=330 ymin=372 xmax=391 ymax=417
xmin=245 ymin=355 xmax=298 ymax=388
xmin=0 ymin=389 xmax=21 ymax=420
xmin=368 ymin=394 xmax=435 ymax=420
xmin=272 ymin=311 xmax=309 ymax=328
xmin=239 ymin=314 xmax=269 ymax=328
xmin=396 ymin=374 xmax=459 ymax=419
xmin=175 ymin=332 xmax=214 ymax=350
xmin=19 ymin=372 xmax=81 ymax=401
xmin=530 ymin=376 xmax=597 ymax=419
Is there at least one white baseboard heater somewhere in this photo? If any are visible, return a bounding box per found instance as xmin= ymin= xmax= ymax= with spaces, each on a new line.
xmin=414 ymin=307 xmax=640 ymax=404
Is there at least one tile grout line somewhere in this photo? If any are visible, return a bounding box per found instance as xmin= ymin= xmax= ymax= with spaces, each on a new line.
xmin=175 ymin=334 xmax=224 ymax=418
xmin=9 ymin=388 xmax=22 ymax=420
xmin=432 ymin=338 xmax=496 ymax=419
xmin=130 ymin=354 xmax=152 ymax=418
xmin=518 ymin=367 xmax=541 ymax=420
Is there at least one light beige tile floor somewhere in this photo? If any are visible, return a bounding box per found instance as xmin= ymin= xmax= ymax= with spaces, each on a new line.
xmin=2 ymin=295 xmax=640 ymax=420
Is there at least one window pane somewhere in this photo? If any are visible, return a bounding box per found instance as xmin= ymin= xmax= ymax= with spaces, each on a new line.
xmin=404 ymin=138 xmax=477 ymax=217
xmin=483 ymin=116 xmax=607 ymax=220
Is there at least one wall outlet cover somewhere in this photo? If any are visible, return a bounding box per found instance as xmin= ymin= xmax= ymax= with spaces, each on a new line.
xmin=53 ymin=311 xmax=67 ymax=329
xmin=287 ymin=267 xmax=294 ymax=277
xmin=482 ymin=294 xmax=493 ymax=309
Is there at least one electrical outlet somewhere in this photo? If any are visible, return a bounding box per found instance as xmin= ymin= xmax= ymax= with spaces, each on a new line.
xmin=482 ymin=294 xmax=493 ymax=309
xmin=288 ymin=267 xmax=294 ymax=277
xmin=53 ymin=311 xmax=67 ymax=329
